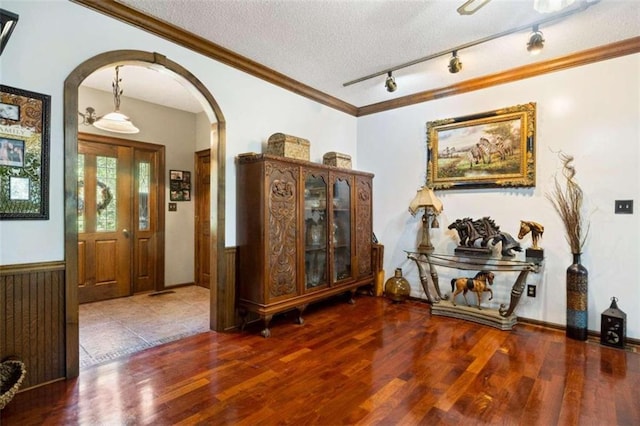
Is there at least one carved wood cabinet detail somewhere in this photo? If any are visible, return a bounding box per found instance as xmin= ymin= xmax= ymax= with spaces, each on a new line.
xmin=236 ymin=153 xmax=375 ymax=337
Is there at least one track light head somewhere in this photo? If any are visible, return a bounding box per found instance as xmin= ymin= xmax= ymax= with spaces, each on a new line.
xmin=527 ymin=25 xmax=545 ymax=55
xmin=385 ymin=72 xmax=397 ymax=92
xmin=448 ymin=51 xmax=463 ymax=74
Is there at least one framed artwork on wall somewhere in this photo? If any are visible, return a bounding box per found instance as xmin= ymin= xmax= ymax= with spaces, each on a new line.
xmin=170 ymin=169 xmax=191 ymax=201
xmin=0 ymin=85 xmax=51 ymax=220
xmin=426 ymin=102 xmax=536 ymax=190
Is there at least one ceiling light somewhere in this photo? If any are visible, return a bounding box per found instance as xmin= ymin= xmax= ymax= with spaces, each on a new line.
xmin=534 ymin=0 xmax=576 ymax=14
xmin=527 ymin=25 xmax=545 ymax=55
xmin=448 ymin=51 xmax=463 ymax=74
xmin=0 ymin=8 xmax=19 ymax=56
xmin=79 ymin=65 xmax=140 ymax=134
xmin=385 ymin=72 xmax=397 ymax=92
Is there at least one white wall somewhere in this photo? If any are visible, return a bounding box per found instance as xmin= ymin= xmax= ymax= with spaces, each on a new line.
xmin=0 ymin=1 xmax=357 ymax=264
xmin=358 ymin=54 xmax=640 ymax=339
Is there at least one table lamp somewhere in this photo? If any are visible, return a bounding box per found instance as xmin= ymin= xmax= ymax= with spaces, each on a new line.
xmin=408 ymin=186 xmax=443 ymax=253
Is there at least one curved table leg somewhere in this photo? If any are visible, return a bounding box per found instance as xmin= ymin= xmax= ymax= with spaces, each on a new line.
xmin=428 ymin=259 xmax=443 ymax=301
xmin=499 ymin=270 xmax=530 ymax=317
xmin=406 ymin=253 xmax=439 ymax=304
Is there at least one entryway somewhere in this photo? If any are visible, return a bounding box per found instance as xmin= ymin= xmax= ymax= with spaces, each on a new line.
xmin=64 ymin=50 xmax=228 ymax=379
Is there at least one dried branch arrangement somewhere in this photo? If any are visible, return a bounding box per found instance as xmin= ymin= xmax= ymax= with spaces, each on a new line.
xmin=547 ymin=152 xmax=589 ymax=254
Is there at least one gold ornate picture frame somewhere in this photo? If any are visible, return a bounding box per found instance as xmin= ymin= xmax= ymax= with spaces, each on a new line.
xmin=426 ymin=102 xmax=536 ymax=190
xmin=0 ymin=85 xmax=51 ymax=219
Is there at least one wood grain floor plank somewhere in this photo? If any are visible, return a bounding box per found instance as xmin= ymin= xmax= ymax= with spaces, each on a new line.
xmin=2 ymin=296 xmax=639 ymax=425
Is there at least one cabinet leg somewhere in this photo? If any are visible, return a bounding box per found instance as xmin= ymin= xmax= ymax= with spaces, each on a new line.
xmin=239 ymin=308 xmax=248 ymax=331
xmin=295 ymin=304 xmax=308 ymax=325
xmin=261 ymin=315 xmax=273 ymax=338
xmin=347 ymin=289 xmax=356 ymax=305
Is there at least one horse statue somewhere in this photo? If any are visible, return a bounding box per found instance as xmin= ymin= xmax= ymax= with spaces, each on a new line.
xmin=518 ymin=220 xmax=544 ymax=249
xmin=474 ymin=216 xmax=501 ymax=247
xmin=448 ymin=218 xmax=475 ymax=246
xmin=491 ymin=232 xmax=523 ymax=257
xmin=450 ymin=270 xmax=495 ymax=310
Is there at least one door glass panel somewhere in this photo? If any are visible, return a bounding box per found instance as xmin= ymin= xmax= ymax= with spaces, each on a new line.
xmin=96 ymin=156 xmax=117 ymax=232
xmin=138 ymin=161 xmax=150 ymax=231
xmin=77 ymin=154 xmax=85 ymax=233
xmin=304 ymin=174 xmax=327 ymax=289
xmin=333 ymin=179 xmax=351 ymax=281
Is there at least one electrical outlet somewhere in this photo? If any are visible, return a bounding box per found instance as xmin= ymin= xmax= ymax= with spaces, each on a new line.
xmin=615 ymin=200 xmax=633 ymax=214
xmin=527 ymin=285 xmax=536 ymax=297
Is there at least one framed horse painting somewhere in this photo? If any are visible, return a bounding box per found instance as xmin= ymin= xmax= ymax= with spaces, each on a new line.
xmin=426 ymin=102 xmax=536 ymax=190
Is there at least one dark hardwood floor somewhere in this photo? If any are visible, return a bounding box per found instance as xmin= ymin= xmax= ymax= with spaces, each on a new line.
xmin=2 ymin=295 xmax=639 ymax=425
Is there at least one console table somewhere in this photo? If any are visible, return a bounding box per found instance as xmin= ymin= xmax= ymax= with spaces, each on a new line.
xmin=405 ymin=251 xmax=541 ymax=330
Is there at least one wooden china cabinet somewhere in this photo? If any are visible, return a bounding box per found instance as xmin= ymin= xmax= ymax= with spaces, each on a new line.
xmin=236 ymin=153 xmax=375 ymax=337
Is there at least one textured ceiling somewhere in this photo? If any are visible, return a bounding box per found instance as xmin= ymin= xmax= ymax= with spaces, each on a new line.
xmin=81 ymin=0 xmax=640 ymax=113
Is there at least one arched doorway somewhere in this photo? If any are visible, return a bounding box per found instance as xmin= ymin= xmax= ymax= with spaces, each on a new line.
xmin=64 ymin=50 xmax=227 ymax=378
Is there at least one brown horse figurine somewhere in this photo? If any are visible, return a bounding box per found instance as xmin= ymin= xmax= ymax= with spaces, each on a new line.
xmin=518 ymin=220 xmax=544 ymax=249
xmin=450 ymin=270 xmax=494 ymax=310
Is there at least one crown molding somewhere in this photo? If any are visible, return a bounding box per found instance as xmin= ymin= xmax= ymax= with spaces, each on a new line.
xmin=357 ymin=36 xmax=640 ymax=116
xmin=71 ymin=0 xmax=358 ymax=116
xmin=71 ymin=1 xmax=638 ymax=119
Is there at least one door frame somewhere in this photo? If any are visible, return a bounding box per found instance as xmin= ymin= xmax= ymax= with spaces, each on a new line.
xmin=64 ymin=50 xmax=227 ymax=379
xmin=78 ymin=132 xmax=166 ymax=298
xmin=194 ymin=148 xmax=210 ymax=289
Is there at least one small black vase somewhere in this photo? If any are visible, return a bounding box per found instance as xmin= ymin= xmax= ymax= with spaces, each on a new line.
xmin=566 ymin=253 xmax=588 ymax=341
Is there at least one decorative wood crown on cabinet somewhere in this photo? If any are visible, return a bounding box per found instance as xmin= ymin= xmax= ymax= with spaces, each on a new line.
xmin=236 ymin=153 xmax=375 ymax=337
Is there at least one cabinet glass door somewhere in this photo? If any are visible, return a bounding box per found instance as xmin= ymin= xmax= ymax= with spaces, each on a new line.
xmin=304 ymin=174 xmax=328 ymax=290
xmin=332 ymin=178 xmax=351 ymax=282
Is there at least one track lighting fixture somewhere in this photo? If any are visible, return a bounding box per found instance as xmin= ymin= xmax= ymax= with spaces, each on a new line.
xmin=448 ymin=51 xmax=463 ymax=74
xmin=527 ymin=25 xmax=545 ymax=55
xmin=343 ymin=0 xmax=596 ymax=88
xmin=385 ymin=72 xmax=397 ymax=92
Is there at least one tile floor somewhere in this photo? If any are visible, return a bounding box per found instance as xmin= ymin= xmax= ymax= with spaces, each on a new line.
xmin=79 ymin=285 xmax=210 ymax=369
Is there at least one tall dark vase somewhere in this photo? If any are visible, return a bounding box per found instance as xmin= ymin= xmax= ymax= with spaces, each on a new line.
xmin=566 ymin=253 xmax=588 ymax=340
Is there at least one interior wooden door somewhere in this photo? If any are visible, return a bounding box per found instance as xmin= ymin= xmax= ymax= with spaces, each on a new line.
xmin=78 ymin=141 xmax=133 ymax=304
xmin=195 ymin=149 xmax=210 ymax=288
xmin=133 ymin=149 xmax=159 ymax=293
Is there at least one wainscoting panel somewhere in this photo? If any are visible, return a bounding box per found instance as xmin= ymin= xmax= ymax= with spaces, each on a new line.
xmin=0 ymin=262 xmax=66 ymax=390
xmin=224 ymin=247 xmax=237 ymax=330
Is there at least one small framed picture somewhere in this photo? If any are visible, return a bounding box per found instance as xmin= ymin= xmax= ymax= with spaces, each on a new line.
xmin=169 ymin=169 xmax=191 ymax=201
xmin=0 ymin=102 xmax=20 ymax=121
xmin=0 ymin=137 xmax=25 ymax=167
xmin=10 ymin=176 xmax=30 ymax=200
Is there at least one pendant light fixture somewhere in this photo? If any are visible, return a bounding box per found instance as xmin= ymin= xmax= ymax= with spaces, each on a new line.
xmin=92 ymin=65 xmax=140 ymax=134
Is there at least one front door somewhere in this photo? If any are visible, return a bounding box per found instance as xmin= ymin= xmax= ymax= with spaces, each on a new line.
xmin=78 ymin=141 xmax=133 ymax=304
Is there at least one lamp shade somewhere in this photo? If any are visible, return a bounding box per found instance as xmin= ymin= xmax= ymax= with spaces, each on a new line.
xmin=93 ymin=110 xmax=140 ymax=134
xmin=408 ymin=186 xmax=443 ymax=216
